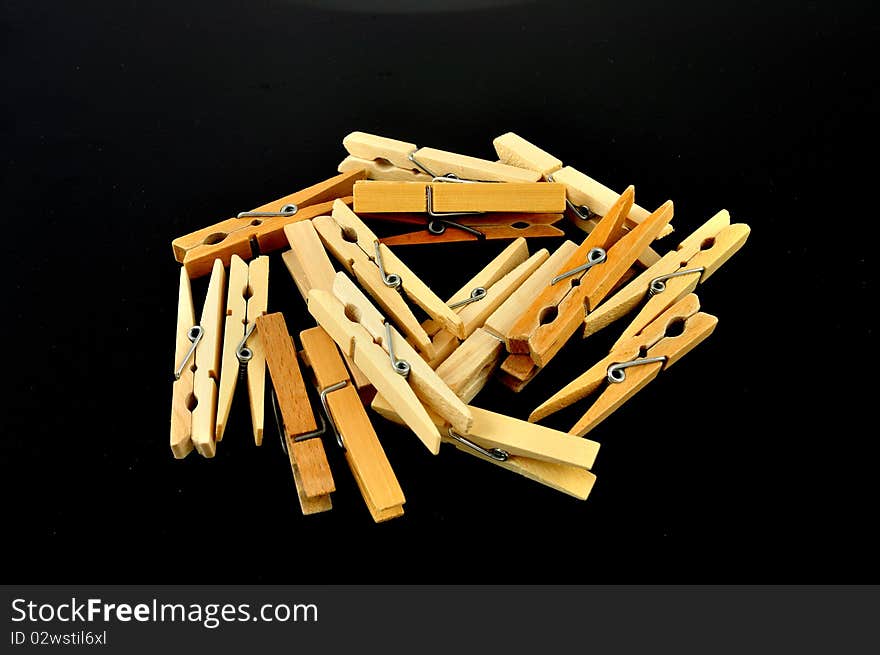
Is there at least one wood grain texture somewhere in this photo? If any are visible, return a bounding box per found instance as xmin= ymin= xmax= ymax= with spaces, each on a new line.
xmin=191 ymin=259 xmax=226 ymax=458
xmin=582 ymin=210 xmax=731 ymax=339
xmin=244 ymin=256 xmax=269 ymax=444
xmin=322 ymin=200 xmax=463 ymax=343
xmin=493 ymin=132 xmax=563 ymax=177
xmin=371 ymin=393 xmax=596 ymax=500
xmin=281 ymin=221 xmax=372 ymax=392
xmin=338 ymin=155 xmax=432 ymax=182
xmin=342 ymin=131 xmax=542 ymax=182
xmin=422 ymin=329 xmax=460 ymax=369
xmin=289 ymin=439 xmax=335 ymax=501
xmin=581 ymin=199 xmax=674 ymax=312
xmin=289 ymin=455 xmax=333 ymax=515
xmin=414 ymin=146 xmax=542 ymax=182
xmin=496 ymin=360 xmax=538 ymax=393
xmin=257 ymin=312 xmax=335 ymax=498
xmin=568 ymin=215 xmax=663 ymax=269
xmin=465 ymin=405 xmax=600 ymax=469
xmin=343 ymin=131 xmax=419 ymax=170
xmin=172 ymin=169 xmax=364 ymax=261
xmin=257 ymin=313 xmax=316 ymax=436
xmin=500 ymin=353 xmax=538 ymax=382
xmin=330 ymin=385 xmax=405 ymax=520
xmin=213 ymin=254 xmax=268 ymax=445
xmin=313 ymin=213 xmax=435 ymax=358
xmin=375 ymin=213 xmax=564 ymax=246
xmin=170 ymin=267 xmax=196 ymax=459
xmin=173 ymin=169 xmax=364 ymax=277
xmin=300 ymin=326 xmax=405 ymax=522
xmin=331 ymin=273 xmax=473 ymax=435
xmin=282 ymin=220 xmax=337 ymax=301
xmin=307 ymin=289 xmax=442 ymax=454
xmin=456 ymin=249 xmax=548 ymax=338
xmin=484 ymin=240 xmax=579 ymax=346
xmin=551 ymin=166 xmax=673 ymax=238
xmin=446 ymin=238 xmax=529 ymax=307
xmin=507 ymin=187 xmax=634 ymax=364
xmin=530 ymin=293 xmax=717 ymax=434
xmin=524 ymin=188 xmax=640 ymax=367
xmin=376 ymin=241 xmax=465 ymax=339
xmin=435 ymin=328 xmax=504 ymax=403
xmin=353 ymin=182 xmax=426 ymax=213
xmin=181 ymin=200 xmax=345 ymax=278
xmin=353 ymin=181 xmax=566 ymax=214
xmin=529 ymin=348 xmax=638 ymax=424
xmin=490 ymin=131 xmax=671 ymax=259
xmin=419 ymin=238 xmax=531 ymax=367
xmin=569 ymin=311 xmax=717 ymax=437
xmin=300 ymin=326 xmax=350 ymax=388
xmin=215 ymin=255 xmax=249 ymax=443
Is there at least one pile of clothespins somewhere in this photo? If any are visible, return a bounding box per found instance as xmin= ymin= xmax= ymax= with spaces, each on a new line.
xmin=169 ymin=131 xmax=750 ymax=522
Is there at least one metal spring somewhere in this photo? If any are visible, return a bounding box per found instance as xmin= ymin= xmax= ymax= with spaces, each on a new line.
xmin=237 ymin=203 xmax=298 ymax=219
xmin=448 ymin=428 xmax=509 ymax=462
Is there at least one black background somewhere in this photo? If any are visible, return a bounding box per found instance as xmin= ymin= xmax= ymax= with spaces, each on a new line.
xmin=1 ymin=0 xmax=876 ymax=582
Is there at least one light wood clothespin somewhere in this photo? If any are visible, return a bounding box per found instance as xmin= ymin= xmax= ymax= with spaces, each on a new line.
xmin=299 ymin=327 xmax=405 ymax=522
xmin=352 ymin=180 xmax=566 ymax=215
xmin=313 ymin=199 xmax=464 ymax=359
xmin=171 ymin=169 xmax=365 ymax=278
xmin=170 ymin=260 xmax=226 ymax=458
xmin=339 ymin=131 xmax=542 ymax=183
xmin=281 ymin=220 xmax=373 ymax=397
xmin=307 ymin=273 xmax=474 ymax=454
xmin=371 ymin=394 xmax=597 ymax=500
xmin=529 ymin=293 xmax=717 ymax=436
xmin=215 ymin=255 xmax=268 ymax=444
xmin=434 ymin=240 xmax=580 ymax=402
xmin=421 ymin=238 xmax=549 ymax=368
xmin=507 ymin=186 xmax=674 ymax=374
xmin=583 ymin=209 xmax=750 ymax=340
xmin=493 ymin=131 xmax=676 ymax=267
xmin=257 ymin=312 xmax=335 ymax=514
xmin=365 ymin=211 xmax=564 ymax=246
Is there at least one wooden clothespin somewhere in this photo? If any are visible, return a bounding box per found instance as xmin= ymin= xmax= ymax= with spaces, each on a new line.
xmin=583 ymin=209 xmax=750 ymax=340
xmin=371 ymin=394 xmax=598 ymax=500
xmin=352 ymin=180 xmax=566 ymax=215
xmin=421 ymin=238 xmax=549 ymax=368
xmin=313 ymin=199 xmax=464 ymax=358
xmin=281 ymin=220 xmax=373 ymax=398
xmin=434 ymin=240 xmax=580 ymax=402
xmin=171 ymin=169 xmax=365 ymax=278
xmin=307 ymin=273 xmax=474 ymax=454
xmin=299 ymin=327 xmax=405 ymax=522
xmin=493 ymin=131 xmax=676 ymax=267
xmin=338 ymin=131 xmax=542 ymax=183
xmin=365 ymin=211 xmax=564 ymax=246
xmin=529 ymin=293 xmax=717 ymax=436
xmin=257 ymin=312 xmax=335 ymax=514
xmin=506 ymin=185 xmax=674 ymax=380
xmin=215 ymin=255 xmax=268 ymax=444
xmin=170 ymin=260 xmax=226 ymax=458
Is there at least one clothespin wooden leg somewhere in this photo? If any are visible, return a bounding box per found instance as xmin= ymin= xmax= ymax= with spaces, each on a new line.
xmin=281 ymin=220 xmax=374 ymax=399
xmin=300 ymin=327 xmax=405 ymax=522
xmin=191 ymin=259 xmax=226 ymax=458
xmin=370 ymin=394 xmax=597 ymax=500
xmin=257 ymin=312 xmax=335 ymax=514
xmin=170 ymin=268 xmax=196 ymax=459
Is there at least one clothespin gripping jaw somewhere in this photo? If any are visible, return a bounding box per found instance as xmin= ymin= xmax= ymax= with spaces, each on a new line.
xmin=529 ymin=293 xmax=718 ymax=437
